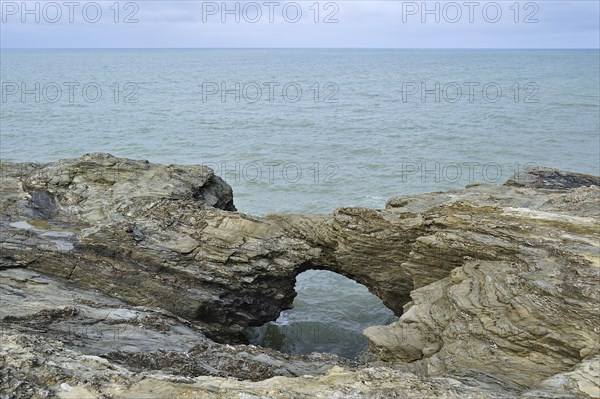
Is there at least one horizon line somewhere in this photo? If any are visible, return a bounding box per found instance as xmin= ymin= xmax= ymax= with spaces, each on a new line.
xmin=2 ymin=47 xmax=599 ymax=50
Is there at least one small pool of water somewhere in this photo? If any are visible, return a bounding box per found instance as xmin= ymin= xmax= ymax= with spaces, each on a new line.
xmin=246 ymin=270 xmax=398 ymax=358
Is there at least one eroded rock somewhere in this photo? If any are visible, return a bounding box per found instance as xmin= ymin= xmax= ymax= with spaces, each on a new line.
xmin=0 ymin=268 xmax=354 ymax=383
xmin=363 ymin=184 xmax=600 ymax=389
xmin=1 ymin=155 xmax=599 ymax=398
xmin=1 ymin=153 xmax=319 ymax=342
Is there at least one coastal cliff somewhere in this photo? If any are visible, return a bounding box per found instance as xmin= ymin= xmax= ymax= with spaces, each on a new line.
xmin=1 ymin=154 xmax=598 ymax=398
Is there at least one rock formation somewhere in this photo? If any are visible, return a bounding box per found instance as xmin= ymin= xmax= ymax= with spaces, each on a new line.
xmin=1 ymin=153 xmax=598 ymax=398
xmin=1 ymin=153 xmax=318 ymax=342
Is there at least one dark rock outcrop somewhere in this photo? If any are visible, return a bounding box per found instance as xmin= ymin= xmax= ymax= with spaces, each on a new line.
xmin=505 ymin=166 xmax=600 ymax=190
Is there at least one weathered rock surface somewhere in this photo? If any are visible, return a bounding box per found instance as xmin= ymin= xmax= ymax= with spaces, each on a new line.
xmin=1 ymin=154 xmax=599 ymax=398
xmin=0 ymin=268 xmax=515 ymax=398
xmin=0 ymin=153 xmax=318 ymax=342
xmin=0 ymin=268 xmax=355 ymax=380
xmin=363 ymin=183 xmax=600 ymax=390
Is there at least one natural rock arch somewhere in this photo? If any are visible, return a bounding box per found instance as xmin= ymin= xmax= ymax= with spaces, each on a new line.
xmin=247 ymin=269 xmax=398 ymax=358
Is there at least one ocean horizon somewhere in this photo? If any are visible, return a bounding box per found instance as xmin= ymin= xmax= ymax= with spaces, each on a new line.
xmin=3 ymin=48 xmax=599 ymax=213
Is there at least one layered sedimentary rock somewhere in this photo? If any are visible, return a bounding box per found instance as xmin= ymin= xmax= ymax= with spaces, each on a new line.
xmin=0 ymin=268 xmax=355 ymax=381
xmin=0 ymin=153 xmax=319 ymax=342
xmin=0 ymin=268 xmax=514 ymax=399
xmin=363 ymin=180 xmax=600 ymax=390
xmin=1 ymin=154 xmax=599 ymax=398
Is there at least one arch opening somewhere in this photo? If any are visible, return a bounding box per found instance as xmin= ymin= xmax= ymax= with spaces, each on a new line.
xmin=245 ymin=269 xmax=398 ymax=359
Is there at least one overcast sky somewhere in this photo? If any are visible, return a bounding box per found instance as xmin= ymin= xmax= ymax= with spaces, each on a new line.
xmin=1 ymin=1 xmax=599 ymax=48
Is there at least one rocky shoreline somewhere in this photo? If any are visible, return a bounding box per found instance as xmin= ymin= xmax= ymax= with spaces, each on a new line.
xmin=1 ymin=153 xmax=598 ymax=398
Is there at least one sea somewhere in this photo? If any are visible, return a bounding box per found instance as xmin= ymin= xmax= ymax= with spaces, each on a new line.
xmin=1 ymin=49 xmax=599 ymax=358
